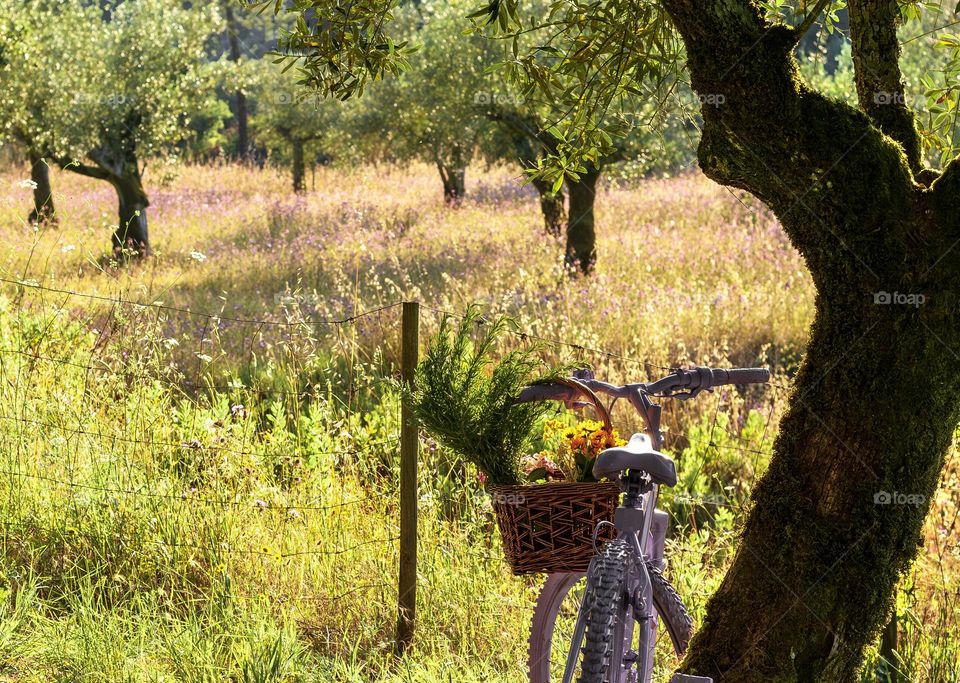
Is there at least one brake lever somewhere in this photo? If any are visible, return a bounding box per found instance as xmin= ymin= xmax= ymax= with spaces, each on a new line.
xmin=654 ymin=387 xmax=713 ymax=401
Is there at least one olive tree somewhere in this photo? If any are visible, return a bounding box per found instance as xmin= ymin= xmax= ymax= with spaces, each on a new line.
xmin=248 ymin=61 xmax=340 ymax=193
xmin=0 ymin=0 xmax=92 ymax=225
xmin=486 ymin=97 xmax=698 ymax=272
xmin=0 ymin=0 xmax=225 ymax=257
xmin=336 ymin=0 xmax=502 ymax=205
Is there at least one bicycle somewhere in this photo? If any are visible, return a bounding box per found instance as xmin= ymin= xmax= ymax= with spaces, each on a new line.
xmin=517 ymin=365 xmax=771 ymax=683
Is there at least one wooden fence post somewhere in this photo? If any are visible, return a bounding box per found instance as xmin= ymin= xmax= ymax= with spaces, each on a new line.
xmin=396 ymin=301 xmax=420 ymax=655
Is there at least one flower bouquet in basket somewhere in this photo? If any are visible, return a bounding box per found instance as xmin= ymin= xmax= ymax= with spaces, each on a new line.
xmin=524 ymin=418 xmax=627 ymax=484
xmin=410 ymin=307 xmax=623 ymax=575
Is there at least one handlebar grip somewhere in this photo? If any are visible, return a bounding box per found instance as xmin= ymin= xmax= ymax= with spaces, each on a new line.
xmin=706 ymin=367 xmax=770 ymax=388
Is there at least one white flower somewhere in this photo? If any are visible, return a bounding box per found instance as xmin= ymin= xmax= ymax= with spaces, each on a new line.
xmin=17 ymin=179 xmax=38 ymax=190
xmin=189 ymin=251 xmax=207 ymax=262
xmin=163 ymin=338 xmax=179 ymax=349
xmin=61 ymin=244 xmax=76 ymax=253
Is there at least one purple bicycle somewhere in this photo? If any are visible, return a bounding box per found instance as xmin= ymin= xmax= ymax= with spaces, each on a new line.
xmin=518 ymin=366 xmax=770 ymax=683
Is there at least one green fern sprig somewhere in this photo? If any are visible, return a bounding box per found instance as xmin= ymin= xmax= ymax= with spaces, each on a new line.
xmin=411 ymin=306 xmax=558 ymax=486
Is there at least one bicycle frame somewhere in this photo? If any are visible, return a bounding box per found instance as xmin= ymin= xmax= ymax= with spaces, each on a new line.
xmin=559 ymin=487 xmax=666 ymax=683
xmin=559 ymin=391 xmax=668 ymax=683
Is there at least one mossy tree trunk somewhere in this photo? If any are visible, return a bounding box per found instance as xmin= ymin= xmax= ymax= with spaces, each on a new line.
xmin=660 ymin=0 xmax=960 ymax=680
xmin=28 ymin=151 xmax=56 ymax=225
xmin=565 ymin=164 xmax=601 ymax=274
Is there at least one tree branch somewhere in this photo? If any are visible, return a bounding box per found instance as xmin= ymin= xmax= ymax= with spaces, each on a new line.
xmin=54 ymin=156 xmax=115 ymax=183
xmin=794 ymin=0 xmax=832 ymax=41
xmin=483 ymin=105 xmax=560 ymax=154
xmin=848 ymin=0 xmax=923 ymax=173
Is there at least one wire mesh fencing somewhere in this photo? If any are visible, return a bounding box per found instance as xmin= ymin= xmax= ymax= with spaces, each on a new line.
xmin=0 ymin=278 xmax=410 ymax=644
xmin=0 ymin=277 xmax=792 ymax=656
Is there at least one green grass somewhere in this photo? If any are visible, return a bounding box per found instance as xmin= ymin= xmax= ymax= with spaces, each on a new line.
xmin=0 ymin=162 xmax=955 ymax=681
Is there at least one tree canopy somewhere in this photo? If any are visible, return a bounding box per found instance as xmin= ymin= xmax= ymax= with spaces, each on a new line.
xmin=255 ymin=0 xmax=960 ymax=177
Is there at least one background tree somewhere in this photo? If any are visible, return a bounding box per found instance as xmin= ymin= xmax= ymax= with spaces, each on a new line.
xmin=0 ymin=0 xmax=91 ymax=225
xmin=485 ymin=98 xmax=697 ymax=272
xmin=485 ymin=108 xmax=567 ymax=235
xmin=264 ymin=0 xmax=960 ymax=678
xmin=472 ymin=0 xmax=697 ymax=273
xmin=0 ymin=0 xmax=226 ymax=257
xmin=222 ymin=0 xmax=251 ymax=162
xmin=216 ymin=0 xmax=280 ymax=162
xmin=249 ymin=61 xmax=338 ymax=194
xmin=348 ymin=0 xmax=503 ymax=205
xmin=25 ymin=156 xmax=55 ymax=224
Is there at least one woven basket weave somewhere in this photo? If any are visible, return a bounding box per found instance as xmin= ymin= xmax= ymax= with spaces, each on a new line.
xmin=492 ymin=481 xmax=620 ymax=574
xmin=492 ymin=376 xmax=621 ymax=575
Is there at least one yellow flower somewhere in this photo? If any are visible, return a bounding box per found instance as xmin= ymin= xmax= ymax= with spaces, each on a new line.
xmin=542 ymin=419 xmax=566 ymax=439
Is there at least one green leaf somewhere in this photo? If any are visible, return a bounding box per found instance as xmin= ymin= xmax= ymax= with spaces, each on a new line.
xmin=551 ymin=174 xmax=564 ymax=194
xmin=526 ymin=467 xmax=548 ymax=482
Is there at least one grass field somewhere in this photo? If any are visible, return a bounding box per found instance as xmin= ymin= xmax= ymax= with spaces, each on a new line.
xmin=0 ymin=162 xmax=955 ymax=681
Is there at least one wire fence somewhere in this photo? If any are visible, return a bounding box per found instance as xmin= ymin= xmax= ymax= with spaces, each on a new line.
xmin=0 ymin=276 xmax=789 ymax=650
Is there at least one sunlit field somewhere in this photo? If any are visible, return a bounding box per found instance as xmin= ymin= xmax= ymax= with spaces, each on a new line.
xmin=0 ymin=163 xmax=955 ymax=681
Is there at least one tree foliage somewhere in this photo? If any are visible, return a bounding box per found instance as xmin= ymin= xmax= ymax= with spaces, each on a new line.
xmin=264 ymin=0 xmax=960 ymax=176
xmin=249 ymin=59 xmax=340 ymax=191
xmin=1 ymin=1 xmax=224 ymax=169
xmin=320 ymin=0 xmax=505 ymax=201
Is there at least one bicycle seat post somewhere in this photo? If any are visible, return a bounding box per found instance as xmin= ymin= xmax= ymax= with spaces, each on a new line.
xmin=620 ymin=469 xmax=650 ymax=509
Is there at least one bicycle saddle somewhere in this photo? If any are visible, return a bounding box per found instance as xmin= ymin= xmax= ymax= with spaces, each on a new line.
xmin=593 ymin=433 xmax=677 ymax=487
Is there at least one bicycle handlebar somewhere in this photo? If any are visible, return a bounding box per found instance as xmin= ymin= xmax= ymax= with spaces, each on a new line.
xmin=515 ymin=366 xmax=770 ymax=404
xmin=645 ymin=366 xmax=770 ymax=396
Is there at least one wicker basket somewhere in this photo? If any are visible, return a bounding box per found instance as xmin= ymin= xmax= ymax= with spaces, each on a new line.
xmin=492 ymin=377 xmax=622 ymax=575
xmin=492 ymin=481 xmax=621 ymax=574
